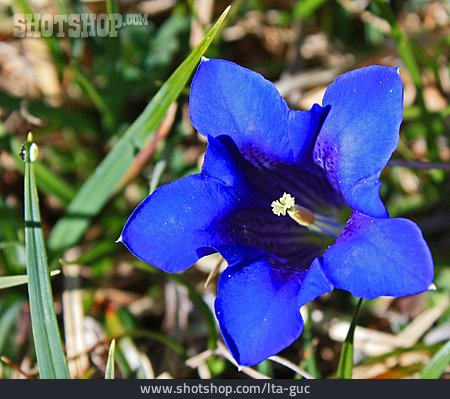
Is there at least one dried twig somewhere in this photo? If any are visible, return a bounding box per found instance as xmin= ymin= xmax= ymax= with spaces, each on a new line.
xmin=269 ymin=355 xmax=315 ymax=379
xmin=329 ymin=295 xmax=450 ymax=356
xmin=185 ymin=349 xmax=215 ymax=369
xmin=215 ymin=342 xmax=271 ymax=379
xmin=0 ymin=356 xmax=35 ymax=380
xmin=63 ymin=259 xmax=89 ymax=378
xmin=275 ymin=66 xmax=350 ymax=97
xmin=204 ymin=257 xmax=225 ymax=288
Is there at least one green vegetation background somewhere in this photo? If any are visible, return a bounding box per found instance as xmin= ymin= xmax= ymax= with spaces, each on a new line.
xmin=0 ymin=0 xmax=449 ymax=379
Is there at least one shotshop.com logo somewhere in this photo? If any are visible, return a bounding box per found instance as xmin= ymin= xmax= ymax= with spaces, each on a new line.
xmin=13 ymin=13 xmax=149 ymax=38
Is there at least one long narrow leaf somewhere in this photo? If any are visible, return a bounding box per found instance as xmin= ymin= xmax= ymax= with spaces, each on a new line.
xmin=0 ymin=124 xmax=76 ymax=205
xmin=48 ymin=6 xmax=231 ymax=252
xmin=336 ymin=298 xmax=363 ymax=379
xmin=0 ymin=300 xmax=24 ymax=353
xmin=421 ymin=341 xmax=450 ymax=379
xmin=106 ymin=0 xmax=118 ymax=14
xmin=376 ymin=1 xmax=422 ymax=90
xmin=0 ymin=270 xmax=60 ymax=291
xmin=23 ymin=133 xmax=70 ymax=379
xmin=105 ymin=339 xmax=116 ymax=379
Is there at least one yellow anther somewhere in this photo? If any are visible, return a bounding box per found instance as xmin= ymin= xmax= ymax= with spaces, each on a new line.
xmin=288 ymin=206 xmax=315 ymax=227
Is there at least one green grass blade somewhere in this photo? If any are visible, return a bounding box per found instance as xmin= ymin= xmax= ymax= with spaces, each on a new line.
xmin=0 ymin=270 xmax=60 ymax=291
xmin=0 ymin=92 xmax=97 ymax=133
xmin=300 ymin=305 xmax=320 ymax=378
xmin=48 ymin=6 xmax=231 ymax=253
xmin=0 ymin=299 xmax=25 ymax=353
xmin=106 ymin=0 xmax=118 ymax=14
xmin=0 ymin=124 xmax=76 ymax=205
xmin=23 ymin=134 xmax=70 ymax=379
xmin=336 ymin=298 xmax=363 ymax=379
xmin=71 ymin=65 xmax=112 ymax=125
xmin=375 ymin=1 xmax=422 ymax=91
xmin=293 ymin=0 xmax=327 ymax=20
xmin=421 ymin=341 xmax=450 ymax=379
xmin=105 ymin=339 xmax=116 ymax=379
xmin=130 ymin=330 xmax=186 ymax=357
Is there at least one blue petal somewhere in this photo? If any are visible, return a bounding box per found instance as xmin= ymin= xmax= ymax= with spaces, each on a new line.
xmin=121 ymin=133 xmax=331 ymax=274
xmin=190 ymin=59 xmax=327 ymax=164
xmin=298 ymin=258 xmax=333 ymax=305
xmin=289 ymin=104 xmax=330 ymax=170
xmin=121 ymin=174 xmax=235 ymax=272
xmin=314 ymin=66 xmax=404 ymax=217
xmin=320 ymin=212 xmax=434 ymax=299
xmin=215 ymin=256 xmax=333 ymax=366
xmin=202 ymin=134 xmax=247 ymax=187
xmin=121 ymin=136 xmax=251 ymax=273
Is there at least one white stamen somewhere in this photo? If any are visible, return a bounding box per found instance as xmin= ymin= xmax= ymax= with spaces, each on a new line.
xmin=271 ymin=192 xmax=295 ymax=216
xmin=271 ymin=192 xmax=316 ymax=227
xmin=271 ymin=191 xmax=346 ymax=238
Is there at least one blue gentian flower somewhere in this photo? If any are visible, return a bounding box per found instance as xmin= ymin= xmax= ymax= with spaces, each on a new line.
xmin=120 ymin=59 xmax=434 ymax=366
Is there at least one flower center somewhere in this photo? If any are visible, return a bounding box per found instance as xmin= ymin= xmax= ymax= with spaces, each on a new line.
xmin=271 ymin=192 xmax=343 ymax=238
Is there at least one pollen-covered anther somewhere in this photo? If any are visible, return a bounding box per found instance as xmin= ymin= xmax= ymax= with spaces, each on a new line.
xmin=271 ymin=192 xmax=295 ymax=216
